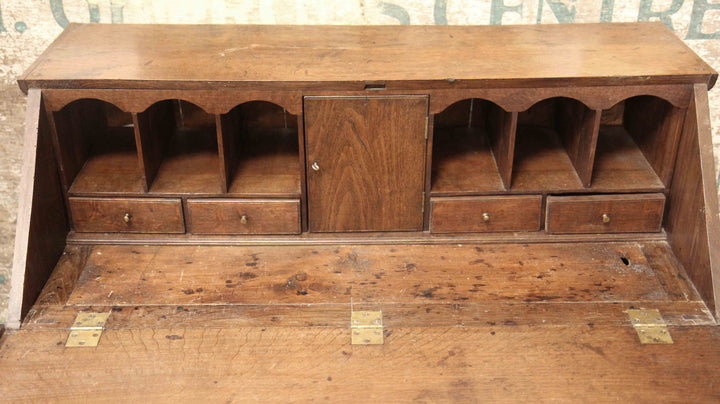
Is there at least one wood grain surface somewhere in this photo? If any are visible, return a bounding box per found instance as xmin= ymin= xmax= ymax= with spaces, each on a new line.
xmin=430 ymin=127 xmax=505 ymax=195
xmin=3 ymin=325 xmax=720 ymax=403
xmin=546 ymin=194 xmax=665 ymax=234
xmin=590 ymin=126 xmax=665 ymax=191
xmin=666 ymin=84 xmax=720 ymax=318
xmin=511 ymin=126 xmax=583 ymax=191
xmin=61 ymin=242 xmax=674 ymax=306
xmin=68 ymin=127 xmax=145 ymax=195
xmin=18 ymin=23 xmax=717 ymax=92
xmin=623 ymin=96 xmax=685 ymax=185
xmin=69 ymin=197 xmax=185 ymax=233
xmin=305 ymin=96 xmax=427 ymax=232
xmin=186 ymin=198 xmax=300 ymax=235
xmin=430 ymin=195 xmax=542 ymax=233
xmin=6 ymin=90 xmax=69 ymax=328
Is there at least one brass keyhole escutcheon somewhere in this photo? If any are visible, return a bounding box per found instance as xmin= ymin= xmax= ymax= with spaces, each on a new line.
xmin=482 ymin=212 xmax=491 ymax=222
xmin=123 ymin=213 xmax=131 ymax=224
xmin=602 ymin=213 xmax=611 ymax=224
xmin=240 ymin=215 xmax=248 ymax=224
xmin=311 ymin=161 xmax=320 ymax=171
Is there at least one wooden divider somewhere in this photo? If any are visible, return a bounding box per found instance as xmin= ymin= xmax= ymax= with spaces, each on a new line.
xmin=216 ymin=111 xmax=238 ymax=193
xmin=623 ymin=96 xmax=686 ymax=186
xmin=133 ymin=101 xmax=175 ymax=192
xmin=556 ymin=100 xmax=602 ymax=187
xmin=486 ymin=105 xmax=517 ymax=189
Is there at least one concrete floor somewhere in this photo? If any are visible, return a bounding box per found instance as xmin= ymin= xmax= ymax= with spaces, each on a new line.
xmin=0 ymin=1 xmax=719 ymax=324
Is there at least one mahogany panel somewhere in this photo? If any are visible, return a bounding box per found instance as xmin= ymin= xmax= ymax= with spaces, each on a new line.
xmin=546 ymin=194 xmax=665 ymax=234
xmin=19 ymin=23 xmax=717 ymax=92
xmin=304 ymin=96 xmax=427 ymax=232
xmin=7 ymin=89 xmax=69 ymax=328
xmin=666 ymin=83 xmax=720 ymax=318
xmin=430 ymin=195 xmax=542 ymax=233
xmin=187 ymin=198 xmax=300 ymax=235
xmin=69 ymin=197 xmax=184 ymax=233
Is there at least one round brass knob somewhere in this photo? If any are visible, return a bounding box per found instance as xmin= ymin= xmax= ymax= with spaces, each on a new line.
xmin=482 ymin=212 xmax=491 ymax=222
xmin=240 ymin=215 xmax=248 ymax=224
xmin=602 ymin=213 xmax=611 ymax=224
xmin=311 ymin=161 xmax=320 ymax=171
xmin=123 ymin=213 xmax=131 ymax=224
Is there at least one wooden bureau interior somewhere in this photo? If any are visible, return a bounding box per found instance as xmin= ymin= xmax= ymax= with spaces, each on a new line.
xmin=7 ymin=22 xmax=720 ymax=335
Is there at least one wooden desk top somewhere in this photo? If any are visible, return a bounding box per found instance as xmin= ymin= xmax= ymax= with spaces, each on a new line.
xmin=18 ymin=22 xmax=717 ymax=92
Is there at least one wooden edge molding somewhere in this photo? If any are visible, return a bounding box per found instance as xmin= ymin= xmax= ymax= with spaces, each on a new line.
xmin=42 ymin=89 xmax=304 ymax=115
xmin=429 ymin=84 xmax=693 ymax=114
xmin=40 ymin=85 xmax=691 ymax=117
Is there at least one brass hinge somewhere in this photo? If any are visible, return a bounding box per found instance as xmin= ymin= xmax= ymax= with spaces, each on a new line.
xmin=65 ymin=312 xmax=109 ymax=347
xmin=424 ymin=116 xmax=429 ymax=140
xmin=627 ymin=309 xmax=673 ymax=344
xmin=421 ymin=192 xmax=426 ymax=214
xmin=351 ymin=311 xmax=383 ymax=345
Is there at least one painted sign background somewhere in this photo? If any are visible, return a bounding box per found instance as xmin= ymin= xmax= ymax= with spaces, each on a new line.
xmin=0 ymin=0 xmax=718 ymax=322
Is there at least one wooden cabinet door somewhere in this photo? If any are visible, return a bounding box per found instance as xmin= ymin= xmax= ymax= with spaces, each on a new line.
xmin=304 ymin=96 xmax=428 ymax=232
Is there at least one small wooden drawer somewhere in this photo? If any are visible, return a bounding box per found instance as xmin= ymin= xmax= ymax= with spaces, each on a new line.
xmin=430 ymin=195 xmax=542 ymax=233
xmin=545 ymin=193 xmax=665 ymax=234
xmin=69 ymin=197 xmax=185 ymax=233
xmin=187 ymin=199 xmax=301 ymax=234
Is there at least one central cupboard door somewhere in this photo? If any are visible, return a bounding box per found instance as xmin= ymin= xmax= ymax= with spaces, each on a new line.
xmin=304 ymin=96 xmax=428 ymax=232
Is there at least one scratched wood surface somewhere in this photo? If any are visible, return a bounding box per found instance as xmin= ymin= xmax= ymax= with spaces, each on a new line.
xmin=44 ymin=242 xmax=691 ymax=307
xmin=18 ymin=23 xmax=717 ymax=92
xmin=3 ymin=325 xmax=720 ymax=403
xmin=4 ymin=239 xmax=717 ymax=402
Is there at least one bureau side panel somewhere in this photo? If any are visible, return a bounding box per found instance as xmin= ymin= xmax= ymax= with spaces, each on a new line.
xmin=666 ymin=83 xmax=720 ymax=318
xmin=7 ymin=90 xmax=69 ymax=329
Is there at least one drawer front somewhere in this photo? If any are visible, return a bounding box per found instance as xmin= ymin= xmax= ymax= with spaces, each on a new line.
xmin=69 ymin=197 xmax=185 ymax=233
xmin=546 ymin=193 xmax=665 ymax=234
xmin=187 ymin=199 xmax=301 ymax=234
xmin=431 ymin=195 xmax=542 ymax=233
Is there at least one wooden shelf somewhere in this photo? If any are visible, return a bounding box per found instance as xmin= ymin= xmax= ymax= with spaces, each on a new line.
xmin=430 ymin=127 xmax=504 ymax=196
xmin=591 ymin=125 xmax=664 ymax=192
xmin=511 ymin=126 xmax=583 ymax=191
xmin=68 ymin=127 xmax=145 ymax=195
xmin=228 ymin=128 xmax=301 ymax=198
xmin=149 ymin=127 xmax=222 ymax=194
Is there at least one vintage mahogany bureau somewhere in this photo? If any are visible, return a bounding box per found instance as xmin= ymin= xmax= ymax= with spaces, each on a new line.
xmin=2 ymin=23 xmax=720 ymax=401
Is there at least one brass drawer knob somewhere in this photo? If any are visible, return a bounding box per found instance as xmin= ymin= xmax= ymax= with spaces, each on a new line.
xmin=482 ymin=212 xmax=491 ymax=222
xmin=311 ymin=161 xmax=320 ymax=171
xmin=240 ymin=215 xmax=248 ymax=224
xmin=602 ymin=213 xmax=611 ymax=224
xmin=123 ymin=213 xmax=131 ymax=224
